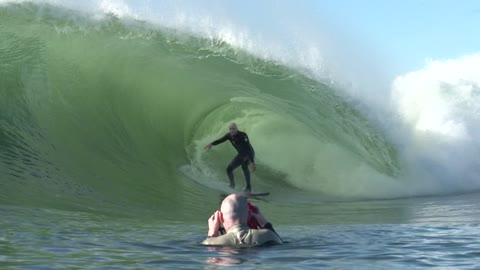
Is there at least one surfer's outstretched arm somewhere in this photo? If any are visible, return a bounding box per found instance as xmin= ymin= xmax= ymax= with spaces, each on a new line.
xmin=205 ymin=133 xmax=229 ymax=150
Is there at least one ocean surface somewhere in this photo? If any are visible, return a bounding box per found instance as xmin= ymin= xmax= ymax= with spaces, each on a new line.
xmin=1 ymin=2 xmax=480 ymax=269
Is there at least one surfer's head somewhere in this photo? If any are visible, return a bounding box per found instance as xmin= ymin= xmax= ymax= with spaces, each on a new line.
xmin=220 ymin=194 xmax=248 ymax=230
xmin=228 ymin=122 xmax=238 ymax=136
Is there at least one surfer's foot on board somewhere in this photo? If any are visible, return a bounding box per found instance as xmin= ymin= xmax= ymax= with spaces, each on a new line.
xmin=243 ymin=186 xmax=251 ymax=193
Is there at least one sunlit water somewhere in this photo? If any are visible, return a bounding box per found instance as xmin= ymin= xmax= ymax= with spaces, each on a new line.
xmin=2 ymin=3 xmax=480 ymax=269
xmin=3 ymin=193 xmax=480 ymax=269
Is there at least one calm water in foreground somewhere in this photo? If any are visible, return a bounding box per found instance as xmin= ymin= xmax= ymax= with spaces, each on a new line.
xmin=2 ymin=193 xmax=480 ymax=269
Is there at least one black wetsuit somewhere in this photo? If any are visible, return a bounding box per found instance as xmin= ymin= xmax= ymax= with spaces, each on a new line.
xmin=211 ymin=131 xmax=255 ymax=191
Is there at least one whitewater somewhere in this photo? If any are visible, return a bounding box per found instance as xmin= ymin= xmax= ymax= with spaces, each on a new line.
xmin=1 ymin=1 xmax=480 ymax=269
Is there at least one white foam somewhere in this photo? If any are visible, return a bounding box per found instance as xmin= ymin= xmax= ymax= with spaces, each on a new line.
xmin=391 ymin=53 xmax=480 ymax=193
xmin=392 ymin=53 xmax=480 ymax=140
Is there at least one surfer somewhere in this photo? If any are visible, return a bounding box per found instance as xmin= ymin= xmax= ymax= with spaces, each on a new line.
xmin=205 ymin=123 xmax=256 ymax=192
xmin=202 ymin=194 xmax=282 ymax=246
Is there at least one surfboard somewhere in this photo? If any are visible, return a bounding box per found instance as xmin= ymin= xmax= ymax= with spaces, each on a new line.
xmin=220 ymin=192 xmax=270 ymax=201
xmin=244 ymin=192 xmax=270 ymax=197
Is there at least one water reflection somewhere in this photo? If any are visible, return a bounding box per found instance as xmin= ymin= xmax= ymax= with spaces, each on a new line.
xmin=205 ymin=246 xmax=258 ymax=267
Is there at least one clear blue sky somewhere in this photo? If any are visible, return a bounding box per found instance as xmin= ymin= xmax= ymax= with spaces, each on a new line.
xmin=313 ymin=0 xmax=480 ymax=74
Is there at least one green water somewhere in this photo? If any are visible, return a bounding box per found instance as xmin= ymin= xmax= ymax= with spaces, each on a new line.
xmin=2 ymin=3 xmax=480 ymax=269
xmin=0 ymin=3 xmax=400 ymax=215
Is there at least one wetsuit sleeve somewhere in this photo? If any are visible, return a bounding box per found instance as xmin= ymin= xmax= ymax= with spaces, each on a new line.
xmin=211 ymin=133 xmax=229 ymax=146
xmin=245 ymin=133 xmax=255 ymax=163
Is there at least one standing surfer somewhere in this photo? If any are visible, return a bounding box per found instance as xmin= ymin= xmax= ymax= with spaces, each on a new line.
xmin=205 ymin=123 xmax=256 ymax=192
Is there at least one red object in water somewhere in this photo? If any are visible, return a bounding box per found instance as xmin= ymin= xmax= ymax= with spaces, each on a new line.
xmin=247 ymin=201 xmax=260 ymax=229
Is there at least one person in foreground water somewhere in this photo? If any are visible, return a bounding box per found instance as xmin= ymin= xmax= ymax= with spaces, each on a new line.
xmin=205 ymin=123 xmax=255 ymax=192
xmin=202 ymin=194 xmax=283 ymax=246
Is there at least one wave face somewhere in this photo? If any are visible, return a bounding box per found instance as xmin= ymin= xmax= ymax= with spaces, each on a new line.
xmin=1 ymin=3 xmax=479 ymax=216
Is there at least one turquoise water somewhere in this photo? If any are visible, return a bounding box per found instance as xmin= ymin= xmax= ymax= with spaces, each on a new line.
xmin=1 ymin=3 xmax=480 ymax=269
